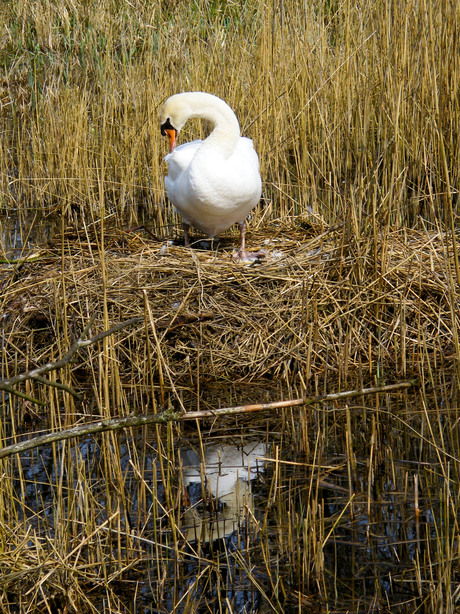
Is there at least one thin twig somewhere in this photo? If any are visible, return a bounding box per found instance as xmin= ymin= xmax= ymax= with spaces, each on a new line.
xmin=33 ymin=375 xmax=81 ymax=399
xmin=0 ymin=385 xmax=45 ymax=407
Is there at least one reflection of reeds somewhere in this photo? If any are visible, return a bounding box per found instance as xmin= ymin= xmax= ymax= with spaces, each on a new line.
xmin=1 ymin=0 xmax=459 ymax=611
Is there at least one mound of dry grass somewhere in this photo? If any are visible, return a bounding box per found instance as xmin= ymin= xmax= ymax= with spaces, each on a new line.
xmin=2 ymin=222 xmax=458 ymax=421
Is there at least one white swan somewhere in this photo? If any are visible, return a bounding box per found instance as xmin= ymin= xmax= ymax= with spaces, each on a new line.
xmin=159 ymin=92 xmax=262 ymax=260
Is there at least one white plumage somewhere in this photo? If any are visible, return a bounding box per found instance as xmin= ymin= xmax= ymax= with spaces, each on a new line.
xmin=160 ymin=92 xmax=262 ymax=260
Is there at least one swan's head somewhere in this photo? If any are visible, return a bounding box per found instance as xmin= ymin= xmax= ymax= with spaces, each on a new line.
xmin=160 ymin=92 xmax=240 ymax=155
xmin=160 ymin=94 xmax=193 ymax=152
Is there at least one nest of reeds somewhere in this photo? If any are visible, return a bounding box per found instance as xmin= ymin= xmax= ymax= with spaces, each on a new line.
xmin=1 ymin=220 xmax=459 ymax=416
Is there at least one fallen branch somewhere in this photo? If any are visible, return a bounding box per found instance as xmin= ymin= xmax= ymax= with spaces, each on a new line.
xmin=0 ymin=315 xmax=143 ymax=403
xmin=0 ymin=380 xmax=417 ymax=459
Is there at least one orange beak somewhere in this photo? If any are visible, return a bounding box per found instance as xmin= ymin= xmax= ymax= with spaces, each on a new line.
xmin=165 ymin=128 xmax=177 ymax=152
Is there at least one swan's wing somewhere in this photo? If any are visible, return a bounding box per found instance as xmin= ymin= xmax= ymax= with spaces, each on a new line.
xmin=233 ymin=137 xmax=261 ymax=175
xmin=163 ymin=133 xmax=261 ymax=238
xmin=200 ymin=137 xmax=261 ymax=208
xmin=235 ymin=137 xmax=259 ymax=161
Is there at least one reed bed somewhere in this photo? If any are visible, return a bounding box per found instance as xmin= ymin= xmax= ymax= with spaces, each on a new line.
xmin=0 ymin=0 xmax=459 ymax=234
xmin=1 ymin=0 xmax=460 ymax=611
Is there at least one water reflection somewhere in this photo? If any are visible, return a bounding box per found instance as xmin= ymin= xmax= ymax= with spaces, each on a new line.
xmin=6 ymin=422 xmax=451 ymax=613
xmin=1 ymin=216 xmax=27 ymax=261
xmin=181 ymin=440 xmax=266 ymax=543
xmin=1 ymin=213 xmax=59 ymax=261
xmin=144 ymin=440 xmax=269 ymax=613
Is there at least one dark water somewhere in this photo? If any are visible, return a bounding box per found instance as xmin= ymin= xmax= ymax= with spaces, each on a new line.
xmin=7 ymin=420 xmax=452 ymax=614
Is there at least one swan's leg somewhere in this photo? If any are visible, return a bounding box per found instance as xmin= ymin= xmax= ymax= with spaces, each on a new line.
xmin=236 ymin=221 xmax=265 ymax=261
xmin=239 ymin=221 xmax=247 ymax=255
xmin=183 ymin=222 xmax=191 ymax=247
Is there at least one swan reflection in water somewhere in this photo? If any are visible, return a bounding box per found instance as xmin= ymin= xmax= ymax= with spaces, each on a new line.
xmin=181 ymin=440 xmax=266 ymax=544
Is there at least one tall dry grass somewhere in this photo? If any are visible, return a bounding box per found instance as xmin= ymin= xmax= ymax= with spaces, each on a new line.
xmin=1 ymin=0 xmax=458 ymax=238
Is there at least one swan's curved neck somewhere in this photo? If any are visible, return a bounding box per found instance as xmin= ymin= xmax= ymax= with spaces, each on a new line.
xmin=184 ymin=93 xmax=241 ymax=158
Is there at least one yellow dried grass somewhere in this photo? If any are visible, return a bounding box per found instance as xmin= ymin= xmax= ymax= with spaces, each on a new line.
xmin=2 ymin=222 xmax=458 ymax=418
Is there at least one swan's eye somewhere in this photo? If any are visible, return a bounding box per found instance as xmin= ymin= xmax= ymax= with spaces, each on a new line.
xmin=161 ymin=118 xmax=175 ymax=135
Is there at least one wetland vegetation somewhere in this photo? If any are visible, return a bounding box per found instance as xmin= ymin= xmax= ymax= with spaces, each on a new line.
xmin=1 ymin=0 xmax=459 ymax=612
